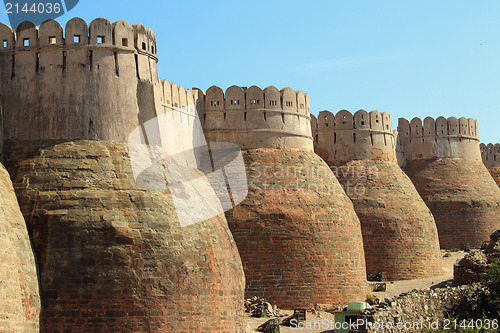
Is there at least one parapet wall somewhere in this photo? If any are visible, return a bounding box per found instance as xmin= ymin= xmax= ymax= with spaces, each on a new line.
xmin=198 ymin=85 xmax=313 ymax=150
xmin=0 ymin=18 xmax=158 ymax=143
xmin=397 ymin=116 xmax=481 ymax=164
xmin=311 ymin=109 xmax=396 ymax=164
xmin=480 ymin=143 xmax=500 ymax=167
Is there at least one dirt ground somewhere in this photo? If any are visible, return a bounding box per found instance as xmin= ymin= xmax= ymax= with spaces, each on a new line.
xmin=244 ymin=250 xmax=465 ymax=333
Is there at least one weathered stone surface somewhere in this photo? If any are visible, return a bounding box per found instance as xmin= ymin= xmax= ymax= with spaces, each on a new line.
xmin=454 ymin=229 xmax=500 ymax=286
xmin=0 ymin=162 xmax=40 ymax=332
xmin=486 ymin=167 xmax=500 ymax=187
xmin=312 ymin=110 xmax=442 ymax=280
xmin=4 ymin=140 xmax=245 ymax=332
xmin=404 ymin=158 xmax=500 ymax=250
xmin=355 ymin=284 xmax=484 ymax=333
xmin=332 ymin=160 xmax=442 ymax=280
xmin=225 ymin=149 xmax=368 ymax=309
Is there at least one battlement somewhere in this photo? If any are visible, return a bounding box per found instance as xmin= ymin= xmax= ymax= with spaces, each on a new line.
xmin=0 ymin=17 xmax=157 ymax=61
xmin=0 ymin=17 xmax=160 ymax=143
xmin=397 ymin=116 xmax=481 ymax=163
xmin=311 ymin=109 xmax=396 ymax=164
xmin=480 ymin=143 xmax=500 ymax=167
xmin=198 ymin=85 xmax=313 ymax=150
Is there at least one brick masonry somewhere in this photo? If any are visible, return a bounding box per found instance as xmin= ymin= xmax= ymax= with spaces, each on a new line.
xmin=224 ymin=148 xmax=369 ymax=309
xmin=3 ymin=140 xmax=245 ymax=333
xmin=404 ymin=158 xmax=500 ymax=250
xmin=332 ymin=160 xmax=443 ymax=280
xmin=486 ymin=167 xmax=500 ymax=187
xmin=0 ymin=162 xmax=40 ymax=332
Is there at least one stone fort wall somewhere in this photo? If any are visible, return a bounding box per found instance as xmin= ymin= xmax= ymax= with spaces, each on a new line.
xmin=398 ymin=116 xmax=500 ymax=249
xmin=0 ymin=18 xmax=158 ymax=143
xmin=198 ymin=85 xmax=313 ymax=150
xmin=480 ymin=143 xmax=500 ymax=168
xmin=311 ymin=109 xmax=396 ymax=164
xmin=397 ymin=116 xmax=481 ymax=166
xmin=311 ymin=109 xmax=442 ymax=280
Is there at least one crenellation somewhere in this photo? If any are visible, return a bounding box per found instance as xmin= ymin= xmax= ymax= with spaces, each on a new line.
xmin=312 ymin=109 xmax=396 ymax=164
xmin=199 ymin=84 xmax=313 ymax=150
xmin=397 ymin=116 xmax=481 ymax=165
xmin=481 ymin=142 xmax=500 ymax=168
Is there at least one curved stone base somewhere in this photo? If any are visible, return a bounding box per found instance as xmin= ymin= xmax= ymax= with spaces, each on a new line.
xmin=225 ymin=148 xmax=368 ymax=309
xmin=333 ymin=160 xmax=442 ymax=280
xmin=404 ymin=158 xmax=500 ymax=250
xmin=4 ymin=140 xmax=245 ymax=332
xmin=0 ymin=163 xmax=40 ymax=332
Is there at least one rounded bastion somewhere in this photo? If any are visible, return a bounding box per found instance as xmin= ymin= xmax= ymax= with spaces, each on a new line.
xmin=398 ymin=117 xmax=500 ymax=249
xmin=0 ymin=162 xmax=40 ymax=332
xmin=198 ymin=86 xmax=368 ymax=308
xmin=480 ymin=143 xmax=500 ymax=187
xmin=0 ymin=18 xmax=245 ymax=332
xmin=312 ymin=110 xmax=442 ymax=280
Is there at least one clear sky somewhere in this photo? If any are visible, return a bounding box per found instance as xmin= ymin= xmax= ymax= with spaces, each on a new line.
xmin=1 ymin=0 xmax=499 ymax=143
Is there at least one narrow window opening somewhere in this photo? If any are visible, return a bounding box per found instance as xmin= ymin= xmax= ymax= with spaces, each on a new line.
xmin=35 ymin=53 xmax=39 ymax=72
xmin=384 ymin=135 xmax=387 ymax=146
xmin=3 ymin=40 xmax=7 ymax=48
xmin=134 ymin=54 xmax=139 ymax=79
xmin=325 ymin=123 xmax=329 ymax=127
xmin=244 ymin=112 xmax=247 ymax=121
xmin=90 ymin=50 xmax=93 ymax=72
xmin=282 ymin=113 xmax=285 ymax=123
xmin=361 ymin=121 xmax=365 ymax=126
xmin=334 ymin=133 xmax=337 ymax=144
xmin=142 ymin=42 xmax=146 ymax=50
xmin=152 ymin=45 xmax=155 ymax=53
xmin=114 ymin=52 xmax=119 ymax=76
xmin=315 ymin=134 xmax=318 ymax=142
xmin=74 ymin=35 xmax=80 ymax=43
xmin=343 ymin=115 xmax=346 ymax=119
xmin=122 ymin=38 xmax=128 ymax=47
xmin=264 ymin=112 xmax=267 ymax=121
xmin=97 ymin=36 xmax=104 ymax=44
xmin=11 ymin=54 xmax=15 ymax=79
xmin=370 ymin=134 xmax=373 ymax=145
xmin=49 ymin=36 xmax=56 ymax=45
xmin=23 ymin=38 xmax=30 ymax=47
xmin=353 ymin=133 xmax=356 ymax=143
xmin=223 ymin=112 xmax=226 ymax=120
xmin=63 ymin=51 xmax=67 ymax=72
xmin=203 ymin=114 xmax=206 ymax=122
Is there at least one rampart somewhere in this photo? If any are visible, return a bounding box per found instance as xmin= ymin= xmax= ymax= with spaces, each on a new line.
xmin=399 ymin=117 xmax=500 ymax=249
xmin=480 ymin=143 xmax=500 ymax=168
xmin=198 ymin=85 xmax=313 ymax=150
xmin=397 ymin=116 xmax=481 ymax=165
xmin=312 ymin=109 xmax=442 ymax=280
xmin=0 ymin=18 xmax=158 ymax=143
xmin=311 ymin=110 xmax=396 ymax=164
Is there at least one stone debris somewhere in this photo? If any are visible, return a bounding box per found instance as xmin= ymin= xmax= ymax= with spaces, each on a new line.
xmin=454 ymin=229 xmax=500 ymax=286
xmin=245 ymin=296 xmax=281 ymax=318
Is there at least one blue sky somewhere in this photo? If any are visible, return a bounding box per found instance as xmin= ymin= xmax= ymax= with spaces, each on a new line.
xmin=1 ymin=0 xmax=500 ymax=143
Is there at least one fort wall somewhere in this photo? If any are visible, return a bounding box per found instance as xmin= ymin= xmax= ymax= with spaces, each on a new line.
xmin=397 ymin=116 xmax=481 ymax=165
xmin=399 ymin=117 xmax=500 ymax=249
xmin=0 ymin=162 xmax=40 ymax=332
xmin=0 ymin=18 xmax=158 ymax=143
xmin=312 ymin=109 xmax=442 ymax=280
xmin=312 ymin=110 xmax=396 ymax=164
xmin=198 ymin=85 xmax=313 ymax=150
xmin=480 ymin=143 xmax=500 ymax=168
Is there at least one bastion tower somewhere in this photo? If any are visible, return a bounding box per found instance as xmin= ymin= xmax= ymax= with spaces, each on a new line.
xmin=312 ymin=110 xmax=442 ymax=280
xmin=480 ymin=143 xmax=500 ymax=187
xmin=0 ymin=18 xmax=245 ymax=332
xmin=199 ymin=85 xmax=368 ymax=309
xmin=0 ymin=163 xmax=40 ymax=332
xmin=398 ymin=117 xmax=500 ymax=249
